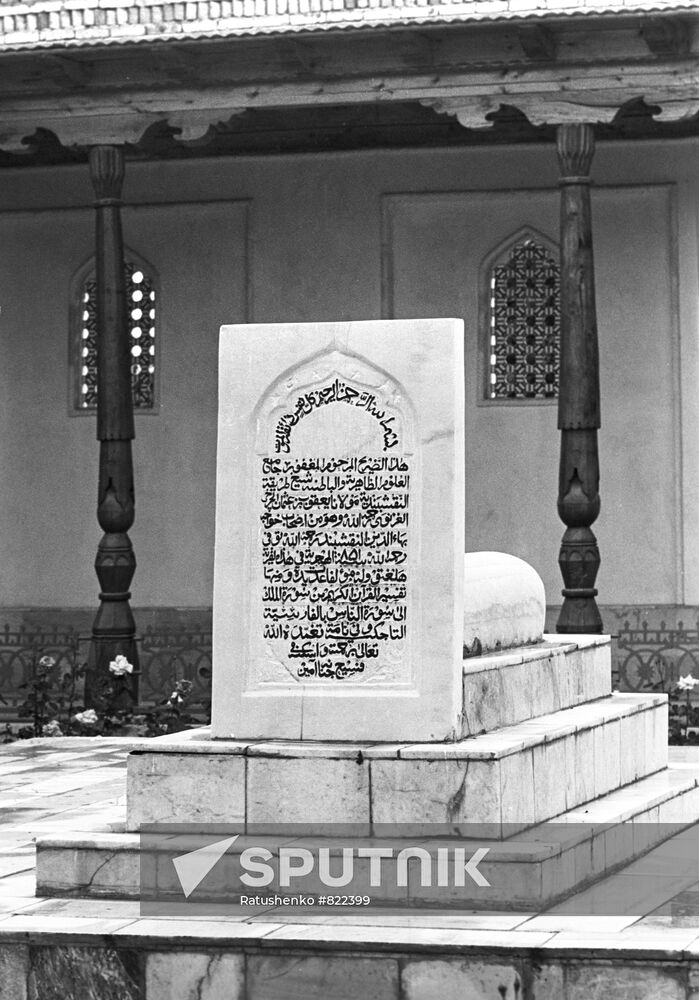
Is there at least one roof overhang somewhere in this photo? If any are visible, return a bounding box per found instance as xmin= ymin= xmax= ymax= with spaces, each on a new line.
xmin=0 ymin=10 xmax=697 ymax=152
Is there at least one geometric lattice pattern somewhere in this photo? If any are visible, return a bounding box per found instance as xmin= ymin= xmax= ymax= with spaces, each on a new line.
xmin=0 ymin=623 xmax=210 ymax=717
xmin=78 ymin=260 xmax=157 ymax=410
xmin=488 ymin=238 xmax=560 ymax=400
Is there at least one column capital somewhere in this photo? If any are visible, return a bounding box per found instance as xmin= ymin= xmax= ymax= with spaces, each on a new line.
xmin=556 ymin=123 xmax=595 ymax=181
xmin=89 ymin=144 xmax=125 ymax=204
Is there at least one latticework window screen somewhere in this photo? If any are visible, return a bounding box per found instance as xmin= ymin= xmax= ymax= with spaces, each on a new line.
xmin=77 ymin=261 xmax=157 ymax=411
xmin=487 ymin=238 xmax=560 ymax=400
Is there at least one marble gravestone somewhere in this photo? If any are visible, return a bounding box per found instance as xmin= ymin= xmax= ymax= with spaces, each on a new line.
xmin=212 ymin=320 xmax=465 ymax=742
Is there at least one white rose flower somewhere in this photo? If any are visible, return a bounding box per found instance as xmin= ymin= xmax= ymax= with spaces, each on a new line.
xmin=109 ymin=655 xmax=133 ymax=676
xmin=74 ymin=708 xmax=99 ymax=726
xmin=677 ymin=674 xmax=699 ymax=692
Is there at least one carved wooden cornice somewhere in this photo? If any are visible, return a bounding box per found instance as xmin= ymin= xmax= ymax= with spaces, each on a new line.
xmin=0 ymin=16 xmax=696 ymax=148
xmin=0 ymin=107 xmax=247 ymax=150
xmin=423 ymin=86 xmax=699 ymax=129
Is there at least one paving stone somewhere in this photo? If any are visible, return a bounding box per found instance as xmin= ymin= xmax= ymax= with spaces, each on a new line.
xmin=689 ymin=963 xmax=699 ymax=998
xmin=400 ymin=959 xmax=560 ymax=999
xmin=26 ymin=945 xmax=144 ymax=1000
xmin=0 ymin=944 xmax=28 ymax=1000
xmin=146 ymin=952 xmax=244 ymax=999
xmin=401 ymin=958 xmax=522 ymax=999
xmin=524 ymin=962 xmax=567 ymax=999
xmin=4 ymin=768 xmax=126 ymax=803
xmin=0 ymin=897 xmax=42 ymax=917
xmin=112 ymin=918 xmax=282 ymax=943
xmin=260 ymin=923 xmax=555 ymax=949
xmin=25 ymin=898 xmax=140 ymax=920
xmin=558 ymin=926 xmax=699 ymax=953
xmin=566 ymin=962 xmax=685 ymax=999
xmin=2 ymin=915 xmax=138 ymax=937
xmin=0 ymin=847 xmax=35 ymax=879
xmin=246 ymin=954 xmax=399 ymax=1000
xmin=0 ymin=871 xmax=37 ymax=897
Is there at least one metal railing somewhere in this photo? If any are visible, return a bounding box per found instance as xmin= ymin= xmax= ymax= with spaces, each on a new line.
xmin=615 ymin=619 xmax=699 ymax=692
xmin=2 ymin=618 xmax=698 ymax=721
xmin=0 ymin=623 xmax=211 ymax=720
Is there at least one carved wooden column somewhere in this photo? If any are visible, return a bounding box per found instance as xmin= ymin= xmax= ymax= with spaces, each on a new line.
xmin=555 ymin=123 xmax=603 ymax=634
xmin=86 ymin=145 xmax=139 ymax=707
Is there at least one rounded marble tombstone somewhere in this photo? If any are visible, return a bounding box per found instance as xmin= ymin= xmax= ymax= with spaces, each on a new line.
xmin=464 ymin=551 xmax=546 ymax=656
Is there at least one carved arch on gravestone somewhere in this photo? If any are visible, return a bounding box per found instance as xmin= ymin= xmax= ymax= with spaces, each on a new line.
xmin=478 ymin=224 xmax=560 ymax=405
xmin=68 ymin=246 xmax=160 ymax=415
xmin=248 ymin=344 xmax=420 ymax=688
xmin=251 ymin=346 xmax=417 ymax=457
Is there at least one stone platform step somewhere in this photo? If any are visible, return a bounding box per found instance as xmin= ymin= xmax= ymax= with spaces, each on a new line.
xmin=462 ymin=634 xmax=610 ymax=737
xmin=125 ymin=695 xmax=668 ymax=834
xmin=35 ymin=761 xmax=699 ymax=909
xmin=6 ymin=892 xmax=699 ymax=1000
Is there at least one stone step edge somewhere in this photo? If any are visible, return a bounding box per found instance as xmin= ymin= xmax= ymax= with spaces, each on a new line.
xmin=390 ymin=693 xmax=666 ymax=761
xmin=125 ymin=694 xmax=666 ymax=763
xmin=34 ymin=780 xmax=699 ymax=904
xmin=461 ymin=634 xmax=611 ymax=739
xmin=4 ymin=911 xmax=699 ymax=961
xmin=514 ymin=762 xmax=699 ymax=851
xmin=462 ymin=633 xmax=609 ymax=675
xmin=37 ymin=760 xmax=699 ymax=863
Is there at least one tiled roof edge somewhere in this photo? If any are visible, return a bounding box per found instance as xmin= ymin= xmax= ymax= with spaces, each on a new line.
xmin=0 ymin=0 xmax=696 ymax=52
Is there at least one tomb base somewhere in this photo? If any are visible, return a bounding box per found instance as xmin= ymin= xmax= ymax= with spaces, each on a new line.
xmin=35 ymin=760 xmax=699 ymax=909
xmin=120 ymin=635 xmax=660 ymax=833
xmin=34 ymin=635 xmax=699 ymax=911
xmin=120 ymin=692 xmax=667 ymax=833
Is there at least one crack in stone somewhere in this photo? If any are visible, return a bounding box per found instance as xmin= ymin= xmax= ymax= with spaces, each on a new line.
xmin=446 ymin=763 xmax=469 ymax=824
xmin=423 ymin=428 xmax=453 ymax=446
xmin=84 ymin=851 xmax=117 ymax=890
xmin=195 ymin=954 xmax=218 ymax=1000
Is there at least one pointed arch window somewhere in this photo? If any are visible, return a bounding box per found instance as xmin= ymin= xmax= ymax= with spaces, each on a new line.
xmin=483 ymin=229 xmax=560 ymax=402
xmin=71 ymin=252 xmax=159 ymax=413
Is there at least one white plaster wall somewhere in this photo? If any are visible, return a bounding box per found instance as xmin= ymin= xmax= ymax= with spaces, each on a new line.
xmin=0 ymin=198 xmax=248 ymax=606
xmin=387 ymin=183 xmax=679 ymax=605
xmin=0 ymin=137 xmax=696 ymax=608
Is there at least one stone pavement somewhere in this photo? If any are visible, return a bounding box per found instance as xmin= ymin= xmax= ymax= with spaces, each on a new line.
xmin=2 ymin=738 xmax=699 ymax=998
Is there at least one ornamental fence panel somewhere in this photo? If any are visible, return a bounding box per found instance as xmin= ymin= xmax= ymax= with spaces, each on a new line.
xmin=0 ymin=624 xmax=211 ymax=722
xmin=614 ymin=619 xmax=699 ymax=692
xmin=0 ymin=625 xmax=84 ymax=716
xmin=1 ymin=619 xmax=698 ymax=725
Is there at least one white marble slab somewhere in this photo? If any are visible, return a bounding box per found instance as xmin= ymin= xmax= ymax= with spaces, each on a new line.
xmin=212 ymin=319 xmax=465 ymax=741
xmin=463 ymin=550 xmax=545 ymax=654
xmin=461 ymin=636 xmax=612 ymax=737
